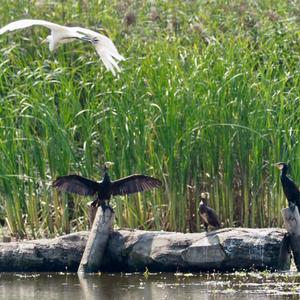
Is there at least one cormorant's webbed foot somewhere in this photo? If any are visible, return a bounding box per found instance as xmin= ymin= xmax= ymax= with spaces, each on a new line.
xmin=288 ymin=202 xmax=296 ymax=212
xmin=100 ymin=203 xmax=114 ymax=213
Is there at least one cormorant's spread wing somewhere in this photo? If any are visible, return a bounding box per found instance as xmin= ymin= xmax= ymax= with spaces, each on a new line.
xmin=111 ymin=174 xmax=161 ymax=196
xmin=53 ymin=175 xmax=100 ymax=196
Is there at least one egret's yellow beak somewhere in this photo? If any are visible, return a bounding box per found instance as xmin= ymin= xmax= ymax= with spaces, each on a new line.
xmin=41 ymin=38 xmax=47 ymax=44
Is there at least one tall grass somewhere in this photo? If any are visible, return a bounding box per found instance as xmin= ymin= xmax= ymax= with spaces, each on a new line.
xmin=0 ymin=0 xmax=299 ymax=237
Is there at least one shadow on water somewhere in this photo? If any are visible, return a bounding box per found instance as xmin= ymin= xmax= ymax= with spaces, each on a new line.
xmin=0 ymin=272 xmax=300 ymax=300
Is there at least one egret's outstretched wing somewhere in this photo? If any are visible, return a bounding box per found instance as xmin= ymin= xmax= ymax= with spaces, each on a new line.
xmin=93 ymin=35 xmax=125 ymax=75
xmin=53 ymin=174 xmax=100 ymax=196
xmin=0 ymin=19 xmax=65 ymax=35
xmin=74 ymin=27 xmax=124 ymax=59
xmin=111 ymin=174 xmax=162 ymax=196
xmin=74 ymin=27 xmax=125 ymax=75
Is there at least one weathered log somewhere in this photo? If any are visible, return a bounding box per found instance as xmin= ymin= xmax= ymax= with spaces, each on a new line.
xmin=0 ymin=232 xmax=88 ymax=272
xmin=0 ymin=228 xmax=290 ymax=272
xmin=87 ymin=202 xmax=97 ymax=229
xmin=78 ymin=207 xmax=114 ymax=273
xmin=104 ymin=228 xmax=290 ymax=272
xmin=281 ymin=206 xmax=300 ymax=270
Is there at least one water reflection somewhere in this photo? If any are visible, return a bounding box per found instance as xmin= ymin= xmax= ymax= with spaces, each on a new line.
xmin=0 ymin=272 xmax=299 ymax=300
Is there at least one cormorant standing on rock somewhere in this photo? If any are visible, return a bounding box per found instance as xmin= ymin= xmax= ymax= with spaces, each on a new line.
xmin=198 ymin=192 xmax=221 ymax=232
xmin=53 ymin=162 xmax=162 ymax=210
xmin=275 ymin=162 xmax=300 ymax=211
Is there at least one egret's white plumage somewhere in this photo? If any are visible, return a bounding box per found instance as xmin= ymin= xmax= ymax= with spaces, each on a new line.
xmin=0 ymin=19 xmax=125 ymax=75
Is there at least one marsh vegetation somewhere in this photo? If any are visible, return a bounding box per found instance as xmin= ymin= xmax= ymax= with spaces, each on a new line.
xmin=0 ymin=0 xmax=299 ymax=237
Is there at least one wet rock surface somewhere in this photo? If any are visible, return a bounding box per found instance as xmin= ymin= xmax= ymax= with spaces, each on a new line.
xmin=0 ymin=228 xmax=290 ymax=272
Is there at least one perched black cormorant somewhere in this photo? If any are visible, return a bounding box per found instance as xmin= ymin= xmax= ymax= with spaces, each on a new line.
xmin=53 ymin=162 xmax=162 ymax=209
xmin=198 ymin=192 xmax=221 ymax=232
xmin=275 ymin=162 xmax=300 ymax=210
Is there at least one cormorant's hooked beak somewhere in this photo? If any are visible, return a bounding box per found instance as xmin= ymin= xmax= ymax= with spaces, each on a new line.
xmin=274 ymin=163 xmax=285 ymax=170
xmin=200 ymin=192 xmax=209 ymax=200
xmin=104 ymin=161 xmax=114 ymax=169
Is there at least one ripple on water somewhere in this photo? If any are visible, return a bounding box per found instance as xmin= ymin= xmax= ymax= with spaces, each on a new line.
xmin=0 ymin=272 xmax=299 ymax=299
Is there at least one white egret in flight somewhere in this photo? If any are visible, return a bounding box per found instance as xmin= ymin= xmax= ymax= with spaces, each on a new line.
xmin=0 ymin=19 xmax=125 ymax=75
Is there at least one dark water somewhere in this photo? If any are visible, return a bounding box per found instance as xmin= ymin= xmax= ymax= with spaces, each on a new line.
xmin=0 ymin=272 xmax=300 ymax=300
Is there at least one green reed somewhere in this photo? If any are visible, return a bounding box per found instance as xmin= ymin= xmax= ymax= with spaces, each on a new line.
xmin=0 ymin=0 xmax=299 ymax=237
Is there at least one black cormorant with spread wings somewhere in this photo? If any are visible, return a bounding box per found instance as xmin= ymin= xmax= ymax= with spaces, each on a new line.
xmin=53 ymin=162 xmax=162 ymax=209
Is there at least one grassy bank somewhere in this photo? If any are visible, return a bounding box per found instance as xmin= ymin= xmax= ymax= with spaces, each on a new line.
xmin=0 ymin=0 xmax=299 ymax=237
